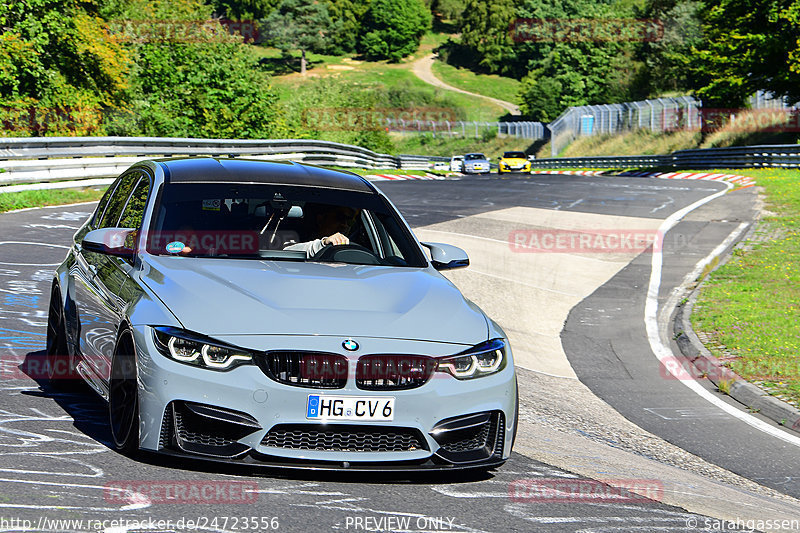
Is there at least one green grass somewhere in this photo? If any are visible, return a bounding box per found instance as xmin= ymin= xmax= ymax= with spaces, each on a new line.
xmin=690 ymin=168 xmax=800 ymax=407
xmin=430 ymin=60 xmax=521 ymax=105
xmin=0 ymin=187 xmax=107 ymax=213
xmin=536 ymin=129 xmax=702 ymax=159
xmin=272 ymin=65 xmax=505 ymax=123
xmin=418 ymin=32 xmax=451 ymax=55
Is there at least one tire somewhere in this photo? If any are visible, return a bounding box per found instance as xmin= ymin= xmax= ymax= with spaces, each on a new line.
xmin=109 ymin=329 xmax=140 ymax=456
xmin=46 ymin=286 xmax=80 ymax=388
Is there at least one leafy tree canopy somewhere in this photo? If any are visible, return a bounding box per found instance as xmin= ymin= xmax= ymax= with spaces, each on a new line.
xmin=359 ymin=0 xmax=432 ymax=62
xmin=689 ymin=0 xmax=800 ymax=106
xmin=264 ymin=0 xmax=337 ymax=72
xmin=100 ymin=0 xmax=285 ymax=138
xmin=0 ymin=0 xmax=132 ymax=134
xmin=209 ymin=0 xmax=281 ymax=19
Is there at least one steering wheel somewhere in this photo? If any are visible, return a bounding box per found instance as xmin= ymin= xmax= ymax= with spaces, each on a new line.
xmin=311 ymin=243 xmax=381 ymax=265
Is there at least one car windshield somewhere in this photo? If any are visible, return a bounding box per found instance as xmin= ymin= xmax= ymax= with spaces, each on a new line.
xmin=503 ymin=152 xmax=526 ymax=158
xmin=146 ymin=182 xmax=427 ymax=267
xmin=465 ymin=154 xmax=486 ymax=161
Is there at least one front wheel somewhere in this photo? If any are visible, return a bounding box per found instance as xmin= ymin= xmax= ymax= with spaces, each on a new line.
xmin=46 ymin=286 xmax=80 ymax=388
xmin=109 ymin=329 xmax=139 ymax=456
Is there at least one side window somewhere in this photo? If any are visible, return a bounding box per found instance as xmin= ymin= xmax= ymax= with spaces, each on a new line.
xmin=118 ymin=176 xmax=151 ymax=229
xmin=370 ymin=213 xmax=407 ymax=262
xmin=92 ymin=179 xmax=121 ymax=228
xmin=98 ymin=172 xmax=140 ymax=229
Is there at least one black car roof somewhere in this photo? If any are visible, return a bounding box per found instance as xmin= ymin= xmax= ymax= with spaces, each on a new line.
xmin=154 ymin=158 xmax=376 ymax=193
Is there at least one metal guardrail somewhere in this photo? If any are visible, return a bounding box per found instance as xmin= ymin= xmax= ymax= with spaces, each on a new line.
xmin=671 ymin=145 xmax=800 ymax=169
xmin=0 ymin=137 xmax=433 ymax=185
xmin=531 ymin=144 xmax=800 ymax=170
xmin=530 ymin=155 xmax=670 ymax=169
xmin=5 ymin=137 xmax=800 ymax=187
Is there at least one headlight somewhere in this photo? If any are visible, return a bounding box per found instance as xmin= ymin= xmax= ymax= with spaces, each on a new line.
xmin=153 ymin=327 xmax=253 ymax=370
xmin=437 ymin=339 xmax=507 ymax=379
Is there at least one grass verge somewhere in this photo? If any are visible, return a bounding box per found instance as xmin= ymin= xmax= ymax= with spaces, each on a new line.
xmin=0 ymin=187 xmax=107 ymax=213
xmin=536 ymin=129 xmax=702 ymax=159
xmin=430 ymin=60 xmax=521 ymax=105
xmin=689 ymin=168 xmax=800 ymax=407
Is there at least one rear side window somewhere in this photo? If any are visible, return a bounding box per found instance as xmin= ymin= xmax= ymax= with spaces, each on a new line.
xmin=92 ymin=180 xmax=121 ymax=228
xmin=118 ymin=177 xmax=151 ymax=229
xmin=97 ymin=172 xmax=141 ymax=228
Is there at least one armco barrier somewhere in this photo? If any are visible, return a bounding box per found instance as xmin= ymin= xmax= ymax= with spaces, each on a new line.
xmin=530 ymin=155 xmax=670 ymax=169
xmin=530 ymin=143 xmax=800 ymax=170
xmin=0 ymin=137 xmax=432 ymax=185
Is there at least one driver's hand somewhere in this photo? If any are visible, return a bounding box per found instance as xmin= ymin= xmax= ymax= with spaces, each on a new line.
xmin=322 ymin=233 xmax=349 ymax=246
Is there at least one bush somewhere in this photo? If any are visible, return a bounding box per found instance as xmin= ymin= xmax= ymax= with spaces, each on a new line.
xmin=103 ymin=0 xmax=286 ymax=138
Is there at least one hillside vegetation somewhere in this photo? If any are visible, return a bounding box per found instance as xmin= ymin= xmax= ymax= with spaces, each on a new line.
xmin=3 ymin=0 xmax=799 ymax=160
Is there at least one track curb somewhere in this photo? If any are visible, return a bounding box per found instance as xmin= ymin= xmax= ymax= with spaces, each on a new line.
xmin=672 ymin=242 xmax=800 ymax=436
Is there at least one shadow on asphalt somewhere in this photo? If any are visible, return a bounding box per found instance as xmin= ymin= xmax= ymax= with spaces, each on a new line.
xmin=17 ymin=350 xmax=500 ymax=485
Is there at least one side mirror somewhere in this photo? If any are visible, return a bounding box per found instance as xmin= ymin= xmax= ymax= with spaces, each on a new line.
xmin=421 ymin=242 xmax=469 ymax=271
xmin=82 ymin=228 xmax=137 ymax=259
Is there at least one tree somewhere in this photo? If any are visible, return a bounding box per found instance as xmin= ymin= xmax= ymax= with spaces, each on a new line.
xmin=514 ymin=0 xmax=642 ymax=119
xmin=688 ymin=0 xmax=800 ymax=106
xmin=458 ymin=0 xmax=516 ymax=73
xmin=0 ymin=0 xmax=131 ymax=135
xmin=209 ymin=0 xmax=280 ymax=19
xmin=633 ymin=0 xmax=705 ymax=98
xmin=102 ymin=0 xmax=286 ymax=138
xmin=264 ymin=0 xmax=335 ymax=74
xmin=358 ymin=0 xmax=432 ymax=62
xmin=325 ymin=0 xmax=370 ymax=53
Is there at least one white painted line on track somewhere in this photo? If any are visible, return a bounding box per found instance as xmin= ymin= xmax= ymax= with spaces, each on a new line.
xmin=645 ymin=185 xmax=800 ymax=447
xmin=0 ymin=241 xmax=70 ymax=266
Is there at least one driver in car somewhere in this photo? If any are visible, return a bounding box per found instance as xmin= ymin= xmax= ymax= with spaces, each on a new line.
xmin=284 ymin=205 xmax=359 ymax=258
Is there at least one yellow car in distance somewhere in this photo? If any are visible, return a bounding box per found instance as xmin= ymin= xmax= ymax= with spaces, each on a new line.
xmin=497 ymin=151 xmax=532 ymax=174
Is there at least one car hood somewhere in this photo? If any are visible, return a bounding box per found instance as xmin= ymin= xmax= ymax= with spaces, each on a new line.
xmin=138 ymin=255 xmax=488 ymax=344
xmin=501 ymin=158 xmax=528 ymax=165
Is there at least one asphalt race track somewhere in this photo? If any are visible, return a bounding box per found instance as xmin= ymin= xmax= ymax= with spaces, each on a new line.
xmin=0 ymin=173 xmax=798 ymax=532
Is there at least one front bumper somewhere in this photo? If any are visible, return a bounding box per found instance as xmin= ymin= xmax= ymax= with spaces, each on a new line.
xmin=464 ymin=165 xmax=491 ymax=174
xmin=498 ymin=163 xmax=531 ymax=173
xmin=133 ymin=327 xmax=517 ymax=470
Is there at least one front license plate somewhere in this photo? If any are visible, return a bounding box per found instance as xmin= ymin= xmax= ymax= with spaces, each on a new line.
xmin=306 ymin=395 xmax=395 ymax=421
